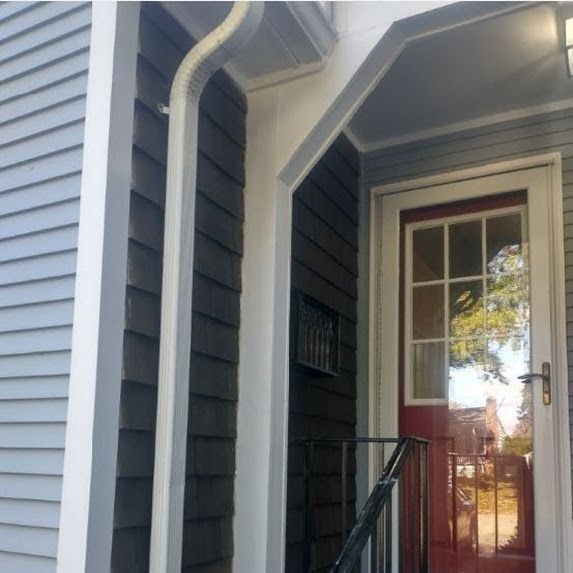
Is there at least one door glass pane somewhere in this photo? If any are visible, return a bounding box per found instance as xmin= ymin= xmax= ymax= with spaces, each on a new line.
xmin=482 ymin=338 xmax=533 ymax=556
xmin=449 ymin=339 xmax=484 ymax=393
xmin=450 ymin=220 xmax=482 ymax=278
xmin=412 ymin=342 xmax=445 ymax=399
xmin=403 ymin=206 xmax=534 ymax=573
xmin=413 ymin=284 xmax=444 ymax=339
xmin=487 ymin=214 xmax=522 ymax=274
xmin=486 ymin=276 xmax=529 ymax=339
xmin=413 ymin=226 xmax=444 ymax=282
xmin=450 ymin=281 xmax=484 ymax=338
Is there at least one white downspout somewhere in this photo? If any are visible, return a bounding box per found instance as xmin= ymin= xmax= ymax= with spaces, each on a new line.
xmin=149 ymin=3 xmax=263 ymax=572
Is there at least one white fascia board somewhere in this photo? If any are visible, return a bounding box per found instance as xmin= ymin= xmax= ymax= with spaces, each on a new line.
xmin=360 ymin=97 xmax=573 ymax=153
xmin=57 ymin=3 xmax=139 ymax=572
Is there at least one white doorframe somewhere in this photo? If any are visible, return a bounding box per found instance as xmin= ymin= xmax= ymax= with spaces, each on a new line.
xmin=368 ymin=153 xmax=573 ymax=571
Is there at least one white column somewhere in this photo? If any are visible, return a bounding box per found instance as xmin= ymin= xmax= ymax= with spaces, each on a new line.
xmin=57 ymin=3 xmax=139 ymax=572
xmin=355 ymin=168 xmax=373 ymax=573
xmin=234 ymin=89 xmax=294 ymax=573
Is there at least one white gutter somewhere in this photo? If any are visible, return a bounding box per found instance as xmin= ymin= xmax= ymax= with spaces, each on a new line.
xmin=149 ymin=3 xmax=263 ymax=572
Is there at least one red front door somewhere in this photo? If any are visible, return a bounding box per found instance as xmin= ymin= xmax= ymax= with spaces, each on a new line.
xmin=400 ymin=193 xmax=535 ymax=573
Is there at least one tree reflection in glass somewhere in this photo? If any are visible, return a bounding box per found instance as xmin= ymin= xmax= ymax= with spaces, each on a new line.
xmin=447 ymin=213 xmax=534 ymax=568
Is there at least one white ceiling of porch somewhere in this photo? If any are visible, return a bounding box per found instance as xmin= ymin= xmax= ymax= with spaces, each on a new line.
xmin=349 ymin=2 xmax=573 ymax=149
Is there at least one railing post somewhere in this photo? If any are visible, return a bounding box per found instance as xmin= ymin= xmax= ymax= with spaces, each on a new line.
xmin=290 ymin=436 xmax=430 ymax=573
xmin=474 ymin=454 xmax=480 ymax=562
xmin=385 ymin=489 xmax=392 ymax=573
xmin=398 ymin=442 xmax=405 ymax=573
xmin=420 ymin=442 xmax=429 ymax=573
xmin=381 ymin=441 xmax=389 ymax=573
xmin=304 ymin=442 xmax=314 ymax=573
xmin=341 ymin=441 xmax=348 ymax=545
xmin=371 ymin=520 xmax=378 ymax=573
xmin=494 ymin=454 xmax=499 ymax=553
xmin=452 ymin=452 xmax=458 ymax=552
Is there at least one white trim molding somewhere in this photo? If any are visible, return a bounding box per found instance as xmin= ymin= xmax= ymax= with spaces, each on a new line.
xmin=371 ymin=153 xmax=564 ymax=196
xmin=244 ymin=60 xmax=326 ymax=93
xmin=342 ymin=125 xmax=366 ymax=154
xmin=357 ymin=97 xmax=573 ymax=153
xmin=57 ymin=3 xmax=140 ymax=572
xmin=369 ymin=153 xmax=573 ymax=572
xmin=234 ymin=89 xmax=295 ymax=573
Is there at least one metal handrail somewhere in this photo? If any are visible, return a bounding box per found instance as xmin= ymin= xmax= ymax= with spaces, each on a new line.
xmin=292 ymin=436 xmax=429 ymax=573
xmin=330 ymin=437 xmax=428 ymax=573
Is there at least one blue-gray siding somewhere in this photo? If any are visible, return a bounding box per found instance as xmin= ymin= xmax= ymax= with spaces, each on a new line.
xmin=0 ymin=2 xmax=90 ymax=571
xmin=363 ymin=108 xmax=573 ymax=495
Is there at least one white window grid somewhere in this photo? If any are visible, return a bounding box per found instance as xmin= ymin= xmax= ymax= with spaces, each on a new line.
xmin=403 ymin=204 xmax=529 ymax=406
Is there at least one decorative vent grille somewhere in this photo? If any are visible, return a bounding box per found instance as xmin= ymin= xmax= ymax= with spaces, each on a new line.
xmin=293 ymin=291 xmax=340 ymax=377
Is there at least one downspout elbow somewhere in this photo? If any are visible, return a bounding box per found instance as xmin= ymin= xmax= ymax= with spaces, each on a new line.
xmin=170 ymin=1 xmax=263 ymax=104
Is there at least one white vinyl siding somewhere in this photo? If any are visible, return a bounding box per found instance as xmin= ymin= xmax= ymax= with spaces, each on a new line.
xmin=0 ymin=2 xmax=90 ymax=571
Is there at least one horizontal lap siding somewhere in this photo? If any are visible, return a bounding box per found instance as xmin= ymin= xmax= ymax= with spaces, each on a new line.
xmin=363 ymin=108 xmax=573 ymax=502
xmin=111 ymin=4 xmax=245 ymax=572
xmin=286 ymin=136 xmax=360 ymax=573
xmin=0 ymin=2 xmax=89 ymax=572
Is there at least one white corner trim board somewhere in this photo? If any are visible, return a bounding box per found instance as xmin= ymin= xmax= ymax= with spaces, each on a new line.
xmin=57 ymin=3 xmax=140 ymax=572
xmin=149 ymin=3 xmax=263 ymax=572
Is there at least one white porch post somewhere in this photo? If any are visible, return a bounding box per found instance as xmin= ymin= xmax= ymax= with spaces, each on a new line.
xmin=235 ymin=90 xmax=294 ymax=572
xmin=57 ymin=3 xmax=140 ymax=571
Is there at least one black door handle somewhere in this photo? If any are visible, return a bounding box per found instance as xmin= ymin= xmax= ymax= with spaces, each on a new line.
xmin=518 ymin=362 xmax=551 ymax=405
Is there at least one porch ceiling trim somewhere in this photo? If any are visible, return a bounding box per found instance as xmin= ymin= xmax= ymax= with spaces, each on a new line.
xmin=349 ymin=96 xmax=573 ymax=154
xmin=278 ymin=1 xmax=534 ymax=191
xmin=371 ymin=151 xmax=562 ymax=195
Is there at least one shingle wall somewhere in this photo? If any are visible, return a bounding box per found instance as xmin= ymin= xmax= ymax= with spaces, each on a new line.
xmin=286 ymin=135 xmax=360 ymax=573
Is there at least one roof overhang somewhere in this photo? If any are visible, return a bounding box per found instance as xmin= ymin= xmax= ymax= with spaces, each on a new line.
xmin=348 ymin=1 xmax=573 ymax=152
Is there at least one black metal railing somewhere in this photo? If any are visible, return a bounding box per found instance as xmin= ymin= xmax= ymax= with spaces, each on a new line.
xmin=293 ymin=436 xmax=429 ymax=573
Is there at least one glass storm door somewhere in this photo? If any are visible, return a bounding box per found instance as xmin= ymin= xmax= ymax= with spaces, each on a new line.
xmin=400 ymin=192 xmax=537 ymax=573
